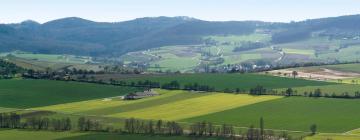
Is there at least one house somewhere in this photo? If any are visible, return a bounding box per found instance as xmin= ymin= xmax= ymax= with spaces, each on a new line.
xmin=123 ymin=90 xmax=159 ymax=100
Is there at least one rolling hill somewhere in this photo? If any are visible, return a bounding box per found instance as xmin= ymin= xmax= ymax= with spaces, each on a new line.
xmin=1 ymin=15 xmax=360 ymax=58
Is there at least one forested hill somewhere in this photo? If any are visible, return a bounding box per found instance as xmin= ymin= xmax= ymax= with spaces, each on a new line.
xmin=1 ymin=14 xmax=360 ymax=56
xmin=0 ymin=17 xmax=256 ymax=56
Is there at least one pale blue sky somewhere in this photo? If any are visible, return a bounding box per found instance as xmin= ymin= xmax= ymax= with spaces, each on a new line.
xmin=1 ymin=0 xmax=360 ymax=23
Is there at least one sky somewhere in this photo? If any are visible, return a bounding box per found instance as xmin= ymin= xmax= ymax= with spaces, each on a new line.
xmin=1 ymin=0 xmax=360 ymax=23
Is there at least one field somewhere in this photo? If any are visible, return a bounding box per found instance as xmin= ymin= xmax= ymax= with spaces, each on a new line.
xmin=122 ymin=33 xmax=279 ymax=72
xmin=109 ymin=93 xmax=281 ymax=120
xmin=305 ymin=134 xmax=360 ymax=140
xmin=33 ymin=90 xmax=281 ymax=120
xmin=119 ymin=34 xmax=360 ymax=72
xmin=1 ymin=77 xmax=359 ymax=139
xmin=0 ymin=79 xmax=140 ymax=108
xmin=0 ymin=51 xmax=92 ymax=64
xmin=276 ymin=84 xmax=360 ymax=96
xmin=33 ymin=90 xmax=207 ymax=114
xmin=1 ymin=52 xmax=103 ymax=72
xmin=0 ymin=130 xmax=219 ymax=140
xmin=114 ymin=73 xmax=335 ymax=91
xmin=184 ymin=97 xmax=360 ymax=133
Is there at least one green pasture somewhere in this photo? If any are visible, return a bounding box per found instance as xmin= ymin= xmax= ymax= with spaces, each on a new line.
xmin=122 ymin=73 xmax=335 ymax=91
xmin=205 ymin=34 xmax=271 ymax=43
xmin=0 ymin=129 xmax=218 ymax=140
xmin=184 ymin=97 xmax=360 ymax=133
xmin=0 ymin=79 xmax=140 ymax=108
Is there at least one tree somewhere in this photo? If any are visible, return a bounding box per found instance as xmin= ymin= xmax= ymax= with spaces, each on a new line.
xmin=260 ymin=117 xmax=264 ymax=140
xmin=78 ymin=117 xmax=86 ymax=131
xmin=314 ymin=88 xmax=322 ymax=97
xmin=285 ymin=88 xmax=294 ymax=96
xmin=292 ymin=71 xmax=298 ymax=78
xmin=310 ymin=124 xmax=317 ymax=135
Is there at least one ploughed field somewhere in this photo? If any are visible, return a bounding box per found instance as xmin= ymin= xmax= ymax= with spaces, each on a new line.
xmin=1 ymin=76 xmax=360 ymax=139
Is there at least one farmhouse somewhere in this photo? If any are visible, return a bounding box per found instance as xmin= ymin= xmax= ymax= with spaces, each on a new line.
xmin=123 ymin=90 xmax=159 ymax=100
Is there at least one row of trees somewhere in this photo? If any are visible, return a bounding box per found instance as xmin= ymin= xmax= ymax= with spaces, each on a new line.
xmin=0 ymin=59 xmax=25 ymax=79
xmin=1 ymin=112 xmax=319 ymax=140
xmin=282 ymin=88 xmax=360 ymax=98
xmin=0 ymin=113 xmax=111 ymax=132
xmin=124 ymin=118 xmax=183 ymax=135
xmin=123 ymin=118 xmax=294 ymax=140
xmin=72 ymin=76 xmax=360 ymax=99
xmin=0 ymin=113 xmax=71 ymax=131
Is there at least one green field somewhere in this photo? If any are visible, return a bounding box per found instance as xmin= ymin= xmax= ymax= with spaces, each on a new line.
xmin=0 ymin=107 xmax=19 ymax=113
xmin=322 ymin=63 xmax=360 ymax=73
xmin=184 ymin=97 xmax=360 ymax=133
xmin=0 ymin=79 xmax=140 ymax=108
xmin=275 ymin=84 xmax=360 ymax=96
xmin=34 ymin=90 xmax=281 ymax=120
xmin=0 ymin=51 xmax=91 ymax=64
xmin=204 ymin=34 xmax=271 ymax=43
xmin=291 ymin=63 xmax=360 ymax=74
xmin=121 ymin=73 xmax=335 ymax=91
xmin=34 ymin=90 xmax=207 ymax=115
xmin=0 ymin=130 xmax=218 ymax=140
xmin=282 ymin=48 xmax=315 ymax=55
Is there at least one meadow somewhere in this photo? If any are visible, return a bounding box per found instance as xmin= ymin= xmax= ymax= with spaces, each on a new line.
xmin=0 ymin=79 xmax=359 ymax=139
xmin=0 ymin=130 xmax=219 ymax=140
xmin=120 ymin=73 xmax=335 ymax=91
xmin=34 ymin=90 xmax=207 ymax=115
xmin=291 ymin=63 xmax=360 ymax=74
xmin=0 ymin=79 xmax=140 ymax=108
xmin=184 ymin=97 xmax=360 ymax=133
xmin=275 ymin=84 xmax=360 ymax=96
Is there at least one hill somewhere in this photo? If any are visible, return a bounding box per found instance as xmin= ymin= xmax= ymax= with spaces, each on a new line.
xmin=1 ymin=15 xmax=360 ymax=57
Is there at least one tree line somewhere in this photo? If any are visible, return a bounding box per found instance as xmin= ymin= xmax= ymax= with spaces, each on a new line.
xmin=1 ymin=112 xmax=321 ymax=140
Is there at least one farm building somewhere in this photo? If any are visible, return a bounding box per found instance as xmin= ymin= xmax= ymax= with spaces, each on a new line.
xmin=123 ymin=90 xmax=159 ymax=100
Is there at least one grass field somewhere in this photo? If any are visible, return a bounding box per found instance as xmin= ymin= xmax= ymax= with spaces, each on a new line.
xmin=122 ymin=73 xmax=335 ymax=91
xmin=0 ymin=51 xmax=91 ymax=64
xmin=0 ymin=79 xmax=140 ymax=108
xmin=322 ymin=63 xmax=360 ymax=73
xmin=34 ymin=90 xmax=207 ymax=115
xmin=275 ymin=84 xmax=360 ymax=96
xmin=150 ymin=54 xmax=201 ymax=72
xmin=110 ymin=93 xmax=281 ymax=120
xmin=0 ymin=107 xmax=19 ymax=113
xmin=34 ymin=90 xmax=281 ymax=120
xmin=292 ymin=63 xmax=360 ymax=74
xmin=0 ymin=129 xmax=218 ymax=140
xmin=205 ymin=34 xmax=271 ymax=43
xmin=282 ymin=48 xmax=315 ymax=55
xmin=184 ymin=97 xmax=360 ymax=133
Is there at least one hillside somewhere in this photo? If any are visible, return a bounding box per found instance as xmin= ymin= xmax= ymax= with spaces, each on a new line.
xmin=0 ymin=17 xmax=256 ymax=56
xmin=1 ymin=15 xmax=360 ymax=58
